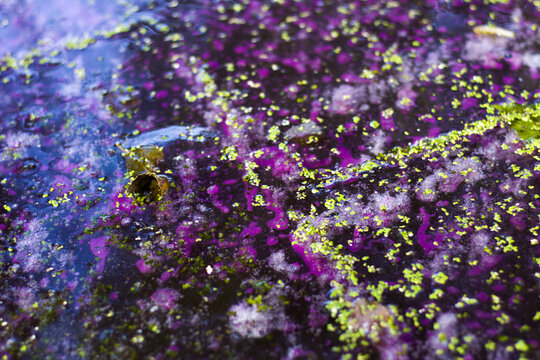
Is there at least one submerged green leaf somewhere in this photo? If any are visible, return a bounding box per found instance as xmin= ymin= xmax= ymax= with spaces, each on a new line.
xmin=116 ymin=144 xmax=170 ymax=200
xmin=124 ymin=145 xmax=164 ymax=173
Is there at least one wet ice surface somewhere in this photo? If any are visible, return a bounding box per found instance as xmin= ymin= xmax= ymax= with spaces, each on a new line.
xmin=0 ymin=0 xmax=141 ymax=56
xmin=0 ymin=0 xmax=540 ymax=359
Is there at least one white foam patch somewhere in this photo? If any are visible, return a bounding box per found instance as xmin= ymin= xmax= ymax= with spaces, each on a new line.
xmin=2 ymin=132 xmax=40 ymax=160
xmin=499 ymin=176 xmax=529 ymax=198
xmin=462 ymin=36 xmax=509 ymax=65
xmin=438 ymin=157 xmax=484 ymax=193
xmin=16 ymin=287 xmax=37 ymax=312
xmin=370 ymin=130 xmax=387 ymax=155
xmin=63 ymin=140 xmax=100 ymax=169
xmin=417 ymin=174 xmax=439 ymax=202
xmin=5 ymin=131 xmax=39 ymax=149
xmin=229 ymin=287 xmax=288 ymax=339
xmin=449 ymin=158 xmax=484 ymax=183
xmin=367 ymin=82 xmax=388 ymax=104
xmin=268 ymin=251 xmax=297 ymax=276
xmin=469 ymin=232 xmax=492 ymax=266
xmin=478 ymin=138 xmax=504 ymax=162
xmin=370 ymin=191 xmax=410 ymax=213
xmin=523 ymin=52 xmax=540 ymax=72
xmin=329 ymin=85 xmax=361 ymax=114
xmin=16 ymin=219 xmax=47 ymax=273
xmin=367 ymin=191 xmax=411 ymax=227
xmin=428 ymin=312 xmax=458 ymax=353
xmin=229 ymin=302 xmax=273 ymax=338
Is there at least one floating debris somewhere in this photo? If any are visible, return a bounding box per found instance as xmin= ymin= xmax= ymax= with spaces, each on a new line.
xmin=473 ymin=24 xmax=515 ymax=39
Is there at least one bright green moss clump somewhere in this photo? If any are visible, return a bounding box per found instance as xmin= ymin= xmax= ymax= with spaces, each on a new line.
xmin=494 ymin=102 xmax=540 ymax=140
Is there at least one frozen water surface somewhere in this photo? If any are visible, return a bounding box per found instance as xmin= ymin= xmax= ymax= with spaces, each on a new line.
xmin=0 ymin=0 xmax=540 ymax=359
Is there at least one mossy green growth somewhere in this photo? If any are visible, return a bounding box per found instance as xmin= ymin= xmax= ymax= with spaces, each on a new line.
xmin=494 ymin=102 xmax=540 ymax=140
xmin=65 ymin=37 xmax=96 ymax=50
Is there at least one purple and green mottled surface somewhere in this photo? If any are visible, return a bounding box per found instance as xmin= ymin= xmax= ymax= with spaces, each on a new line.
xmin=1 ymin=0 xmax=540 ymax=359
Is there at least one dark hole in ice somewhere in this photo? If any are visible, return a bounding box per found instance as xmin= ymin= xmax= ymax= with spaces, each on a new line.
xmin=128 ymin=174 xmax=158 ymax=195
xmin=22 ymin=114 xmax=41 ymax=129
xmin=15 ymin=158 xmax=39 ymax=175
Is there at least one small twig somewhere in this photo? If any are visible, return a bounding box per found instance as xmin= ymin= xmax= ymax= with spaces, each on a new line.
xmin=115 ymin=143 xmax=130 ymax=155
